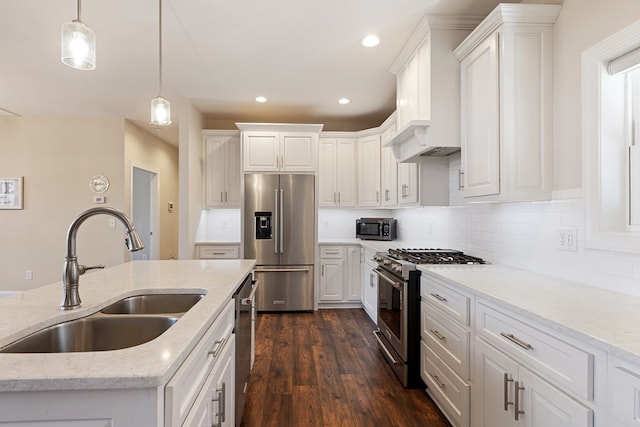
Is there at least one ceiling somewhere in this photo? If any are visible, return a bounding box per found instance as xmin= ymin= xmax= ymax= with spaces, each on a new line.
xmin=0 ymin=0 xmax=509 ymax=146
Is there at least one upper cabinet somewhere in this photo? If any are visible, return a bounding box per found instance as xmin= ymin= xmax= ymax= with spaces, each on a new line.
xmin=386 ymin=17 xmax=476 ymax=163
xmin=357 ymin=133 xmax=382 ymax=208
xmin=381 ymin=117 xmax=399 ymax=207
xmin=203 ymin=130 xmax=241 ymax=208
xmin=318 ymin=137 xmax=357 ymax=208
xmin=454 ymin=4 xmax=560 ymax=202
xmin=237 ymin=123 xmax=323 ymax=173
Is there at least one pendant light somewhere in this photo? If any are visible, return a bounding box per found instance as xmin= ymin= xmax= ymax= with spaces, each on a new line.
xmin=61 ymin=0 xmax=96 ymax=70
xmin=151 ymin=0 xmax=171 ymax=125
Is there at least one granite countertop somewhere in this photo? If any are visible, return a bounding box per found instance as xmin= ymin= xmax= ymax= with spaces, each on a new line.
xmin=418 ymin=264 xmax=640 ymax=365
xmin=0 ymin=259 xmax=255 ymax=392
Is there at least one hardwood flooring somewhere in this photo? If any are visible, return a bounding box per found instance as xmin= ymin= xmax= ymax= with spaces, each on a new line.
xmin=240 ymin=309 xmax=452 ymax=427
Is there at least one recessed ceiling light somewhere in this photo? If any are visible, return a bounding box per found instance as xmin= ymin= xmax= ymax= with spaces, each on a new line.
xmin=361 ymin=34 xmax=380 ymax=48
xmin=255 ymin=96 xmax=267 ymax=103
xmin=338 ymin=98 xmax=351 ymax=105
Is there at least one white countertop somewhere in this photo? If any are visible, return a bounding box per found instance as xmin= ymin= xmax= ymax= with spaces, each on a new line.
xmin=0 ymin=259 xmax=255 ymax=392
xmin=418 ymin=264 xmax=640 ymax=365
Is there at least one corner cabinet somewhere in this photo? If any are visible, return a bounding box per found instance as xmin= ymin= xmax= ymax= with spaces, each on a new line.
xmin=357 ymin=134 xmax=382 ymax=208
xmin=318 ymin=137 xmax=356 ymax=207
xmin=203 ymin=131 xmax=241 ymax=208
xmin=237 ymin=123 xmax=323 ymax=173
xmin=454 ymin=4 xmax=560 ymax=202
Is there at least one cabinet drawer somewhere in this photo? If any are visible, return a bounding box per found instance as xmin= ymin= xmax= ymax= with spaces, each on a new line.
xmin=165 ymin=300 xmax=235 ymax=427
xmin=421 ymin=341 xmax=469 ymax=427
xmin=421 ymin=275 xmax=471 ymax=326
xmin=198 ymin=245 xmax=239 ymax=259
xmin=475 ymin=301 xmax=593 ymax=400
xmin=609 ymin=356 xmax=640 ymax=427
xmin=422 ymin=301 xmax=470 ymax=380
xmin=319 ymin=246 xmax=345 ymax=259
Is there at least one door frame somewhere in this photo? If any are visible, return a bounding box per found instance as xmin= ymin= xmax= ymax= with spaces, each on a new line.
xmin=131 ymin=161 xmax=160 ymax=260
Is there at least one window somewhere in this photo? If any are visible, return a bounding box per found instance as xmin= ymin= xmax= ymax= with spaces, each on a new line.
xmin=583 ymin=20 xmax=640 ymax=254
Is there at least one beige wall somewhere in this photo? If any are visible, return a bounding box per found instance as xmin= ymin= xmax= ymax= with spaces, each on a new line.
xmin=552 ymin=0 xmax=640 ymax=191
xmin=124 ymin=121 xmax=179 ymax=260
xmin=0 ymin=117 xmax=126 ymax=291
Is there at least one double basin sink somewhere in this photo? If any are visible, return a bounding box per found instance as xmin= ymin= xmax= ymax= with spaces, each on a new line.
xmin=0 ymin=293 xmax=205 ymax=354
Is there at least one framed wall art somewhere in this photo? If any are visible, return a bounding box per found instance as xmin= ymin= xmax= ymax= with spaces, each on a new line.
xmin=0 ymin=177 xmax=23 ymax=210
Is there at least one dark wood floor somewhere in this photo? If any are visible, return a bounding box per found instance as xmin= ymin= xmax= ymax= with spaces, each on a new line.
xmin=240 ymin=308 xmax=452 ymax=427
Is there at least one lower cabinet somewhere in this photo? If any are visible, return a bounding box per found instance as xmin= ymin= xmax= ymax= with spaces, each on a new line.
xmin=165 ymin=300 xmax=236 ymax=426
xmin=608 ymin=355 xmax=640 ymax=427
xmin=183 ymin=335 xmax=235 ymax=427
xmin=196 ymin=244 xmax=240 ymax=259
xmin=474 ymin=337 xmax=592 ymax=427
xmin=318 ymin=245 xmax=361 ymax=307
xmin=361 ymin=248 xmax=377 ymax=323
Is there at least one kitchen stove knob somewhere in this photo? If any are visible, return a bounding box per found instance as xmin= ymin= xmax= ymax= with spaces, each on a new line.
xmin=383 ymin=259 xmax=391 ymax=265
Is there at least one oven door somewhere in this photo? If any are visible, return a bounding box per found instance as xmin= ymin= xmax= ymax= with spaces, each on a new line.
xmin=375 ymin=267 xmax=407 ymax=361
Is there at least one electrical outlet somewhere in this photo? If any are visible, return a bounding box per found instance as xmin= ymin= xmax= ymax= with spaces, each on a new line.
xmin=557 ymin=227 xmax=578 ymax=251
xmin=25 ymin=270 xmax=32 ymax=280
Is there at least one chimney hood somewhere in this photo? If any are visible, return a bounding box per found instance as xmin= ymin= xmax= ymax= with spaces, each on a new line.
xmin=384 ymin=119 xmax=460 ymax=163
xmin=383 ymin=15 xmax=478 ymax=163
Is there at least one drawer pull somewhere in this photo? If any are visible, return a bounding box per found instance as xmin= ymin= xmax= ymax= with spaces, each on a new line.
xmin=325 ymin=250 xmax=339 ymax=254
xmin=430 ymin=373 xmax=446 ymax=389
xmin=500 ymin=333 xmax=533 ymax=350
xmin=430 ymin=293 xmax=448 ymax=302
xmin=514 ymin=381 xmax=525 ymax=421
xmin=208 ymin=338 xmax=226 ymax=357
xmin=503 ymin=373 xmax=514 ymax=411
xmin=430 ymin=329 xmax=446 ymax=342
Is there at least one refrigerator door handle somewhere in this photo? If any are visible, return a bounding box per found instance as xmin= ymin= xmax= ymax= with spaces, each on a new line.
xmin=274 ymin=189 xmax=279 ymax=254
xmin=279 ymin=188 xmax=284 ymax=254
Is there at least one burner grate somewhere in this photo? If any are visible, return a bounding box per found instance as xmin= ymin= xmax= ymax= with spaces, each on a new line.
xmin=388 ymin=248 xmax=486 ymax=265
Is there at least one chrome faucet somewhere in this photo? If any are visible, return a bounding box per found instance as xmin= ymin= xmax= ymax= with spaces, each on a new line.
xmin=61 ymin=207 xmax=144 ymax=310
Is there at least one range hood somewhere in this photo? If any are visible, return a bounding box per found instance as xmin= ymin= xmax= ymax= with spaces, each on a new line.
xmin=384 ymin=119 xmax=460 ymax=163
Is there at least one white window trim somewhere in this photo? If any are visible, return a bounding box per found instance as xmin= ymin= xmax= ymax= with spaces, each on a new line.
xmin=583 ymin=19 xmax=640 ymax=254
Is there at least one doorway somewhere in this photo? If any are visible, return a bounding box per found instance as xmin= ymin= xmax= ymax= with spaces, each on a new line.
xmin=132 ymin=165 xmax=159 ymax=260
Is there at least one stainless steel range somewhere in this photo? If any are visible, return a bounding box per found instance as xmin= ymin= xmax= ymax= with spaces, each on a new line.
xmin=373 ymin=248 xmax=486 ymax=388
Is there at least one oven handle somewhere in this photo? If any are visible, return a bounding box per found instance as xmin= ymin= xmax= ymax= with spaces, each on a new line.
xmin=373 ymin=329 xmax=403 ymax=365
xmin=374 ymin=268 xmax=402 ymax=288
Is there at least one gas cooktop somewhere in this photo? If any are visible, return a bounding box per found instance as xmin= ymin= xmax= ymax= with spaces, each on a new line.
xmin=387 ymin=248 xmax=487 ymax=265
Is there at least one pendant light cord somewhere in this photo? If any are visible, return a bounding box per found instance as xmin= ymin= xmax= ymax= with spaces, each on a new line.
xmin=158 ymin=0 xmax=163 ymax=97
xmin=77 ymin=0 xmax=82 ymax=21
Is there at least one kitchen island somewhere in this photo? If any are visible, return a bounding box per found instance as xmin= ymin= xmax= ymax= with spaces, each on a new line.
xmin=0 ymin=259 xmax=255 ymax=426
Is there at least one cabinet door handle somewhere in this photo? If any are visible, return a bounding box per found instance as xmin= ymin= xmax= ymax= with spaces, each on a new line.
xmin=224 ymin=191 xmax=228 ymax=203
xmin=208 ymin=338 xmax=226 ymax=357
xmin=503 ymin=373 xmax=514 ymax=411
xmin=376 ymin=191 xmax=379 ymax=202
xmin=333 ymin=192 xmax=337 ymax=204
xmin=430 ymin=373 xmax=445 ymax=389
xmin=458 ymin=169 xmax=464 ymax=191
xmin=430 ymin=293 xmax=447 ymax=302
xmin=338 ymin=192 xmax=341 ymax=204
xmin=321 ymin=264 xmax=324 ymax=276
xmin=514 ymin=380 xmax=525 ymax=421
xmin=430 ymin=329 xmax=446 ymax=341
xmin=370 ymin=272 xmax=375 ymax=287
xmin=500 ymin=333 xmax=533 ymax=350
xmin=220 ymin=191 xmax=224 ymax=203
xmin=385 ymin=188 xmax=390 ymax=201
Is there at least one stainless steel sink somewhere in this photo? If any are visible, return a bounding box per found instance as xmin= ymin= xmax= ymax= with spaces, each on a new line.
xmin=0 ymin=315 xmax=179 ymax=353
xmin=100 ymin=293 xmax=205 ymax=315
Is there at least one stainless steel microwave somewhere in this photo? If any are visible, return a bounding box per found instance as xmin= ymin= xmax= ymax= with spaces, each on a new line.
xmin=356 ymin=218 xmax=397 ymax=241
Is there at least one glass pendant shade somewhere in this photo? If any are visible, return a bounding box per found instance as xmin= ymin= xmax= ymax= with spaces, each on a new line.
xmin=150 ymin=96 xmax=171 ymax=125
xmin=61 ymin=19 xmax=96 ymax=70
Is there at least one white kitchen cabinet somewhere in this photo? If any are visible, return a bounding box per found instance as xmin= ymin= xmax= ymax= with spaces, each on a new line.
xmin=318 ymin=137 xmax=356 ymax=207
xmin=357 ymin=134 xmax=381 ymax=207
xmin=607 ymin=355 xmax=640 ymax=427
xmin=166 ymin=299 xmax=236 ymax=426
xmin=381 ymin=117 xmax=398 ymax=208
xmin=421 ymin=274 xmax=472 ymax=427
xmin=361 ymin=248 xmax=378 ymax=323
xmin=183 ymin=334 xmax=235 ymax=427
xmin=237 ymin=123 xmax=323 ymax=173
xmin=203 ymin=131 xmax=241 ymax=208
xmin=196 ymin=244 xmax=240 ymax=259
xmin=455 ymin=4 xmax=559 ymax=202
xmin=318 ymin=245 xmax=361 ymax=307
xmin=398 ymin=163 xmax=419 ymax=205
xmin=474 ymin=337 xmax=593 ymax=427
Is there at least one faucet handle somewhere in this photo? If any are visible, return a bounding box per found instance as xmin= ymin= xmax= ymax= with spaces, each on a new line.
xmin=78 ymin=264 xmax=105 ymax=275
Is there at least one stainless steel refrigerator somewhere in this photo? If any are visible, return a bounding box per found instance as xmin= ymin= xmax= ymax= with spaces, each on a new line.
xmin=244 ymin=174 xmax=315 ymax=311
